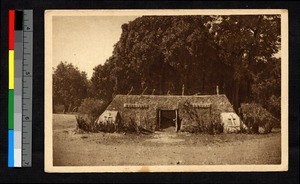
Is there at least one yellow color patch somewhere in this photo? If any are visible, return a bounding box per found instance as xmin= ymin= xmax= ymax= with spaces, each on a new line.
xmin=9 ymin=50 xmax=14 ymax=89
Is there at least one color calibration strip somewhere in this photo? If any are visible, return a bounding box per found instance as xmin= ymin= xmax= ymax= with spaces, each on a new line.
xmin=8 ymin=9 xmax=15 ymax=167
xmin=8 ymin=10 xmax=33 ymax=167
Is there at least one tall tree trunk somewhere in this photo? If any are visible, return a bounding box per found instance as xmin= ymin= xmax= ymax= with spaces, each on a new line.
xmin=63 ymin=103 xmax=68 ymax=114
xmin=247 ymin=79 xmax=251 ymax=101
xmin=203 ymin=71 xmax=206 ymax=93
xmin=175 ymin=75 xmax=180 ymax=94
xmin=233 ymin=78 xmax=240 ymax=110
xmin=159 ymin=63 xmax=165 ymax=95
xmin=231 ymin=78 xmax=235 ymax=104
xmin=68 ymin=103 xmax=72 ymax=113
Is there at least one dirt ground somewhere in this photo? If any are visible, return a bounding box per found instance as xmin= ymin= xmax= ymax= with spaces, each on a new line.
xmin=52 ymin=114 xmax=281 ymax=166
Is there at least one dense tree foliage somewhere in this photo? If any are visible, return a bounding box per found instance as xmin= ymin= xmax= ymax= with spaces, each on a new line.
xmin=78 ymin=98 xmax=107 ymax=119
xmin=90 ymin=15 xmax=281 ymax=118
xmin=53 ymin=62 xmax=89 ymax=113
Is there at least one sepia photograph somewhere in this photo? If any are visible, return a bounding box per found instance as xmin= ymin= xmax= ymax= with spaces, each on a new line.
xmin=44 ymin=10 xmax=288 ymax=172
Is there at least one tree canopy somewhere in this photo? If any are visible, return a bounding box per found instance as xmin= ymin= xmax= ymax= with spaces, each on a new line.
xmin=90 ymin=15 xmax=281 ymax=118
xmin=53 ymin=62 xmax=89 ymax=113
xmin=51 ymin=15 xmax=280 ymax=118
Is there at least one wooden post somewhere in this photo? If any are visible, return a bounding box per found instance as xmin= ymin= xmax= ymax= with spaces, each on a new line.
xmin=151 ymin=89 xmax=155 ymax=95
xmin=216 ymin=85 xmax=219 ymax=95
xmin=175 ymin=109 xmax=178 ymax=132
xmin=141 ymin=86 xmax=148 ymax=95
xmin=158 ymin=109 xmax=161 ymax=130
xmin=238 ymin=107 xmax=242 ymax=134
xmin=182 ymin=84 xmax=185 ymax=96
xmin=127 ymin=86 xmax=133 ymax=95
xmin=209 ymin=105 xmax=212 ymax=124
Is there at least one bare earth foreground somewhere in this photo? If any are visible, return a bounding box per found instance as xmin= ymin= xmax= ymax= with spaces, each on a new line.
xmin=53 ymin=114 xmax=281 ymax=166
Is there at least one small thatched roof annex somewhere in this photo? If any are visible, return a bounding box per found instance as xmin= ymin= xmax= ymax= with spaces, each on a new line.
xmin=95 ymin=110 xmax=120 ymax=125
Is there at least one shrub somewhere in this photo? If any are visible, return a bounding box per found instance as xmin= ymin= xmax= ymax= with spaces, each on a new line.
xmin=182 ymin=125 xmax=202 ymax=133
xmin=75 ymin=114 xmax=93 ymax=132
xmin=182 ymin=118 xmax=224 ymax=134
xmin=182 ymin=122 xmax=224 ymax=134
xmin=75 ymin=114 xmax=116 ymax=133
xmin=180 ymin=101 xmax=224 ymax=134
xmin=210 ymin=116 xmax=224 ymax=134
xmin=53 ymin=104 xmax=65 ymax=114
xmin=78 ymin=98 xmax=107 ymax=119
xmin=122 ymin=118 xmax=140 ymax=133
xmin=239 ymin=103 xmax=279 ymax=134
xmin=76 ymin=98 xmax=112 ymax=132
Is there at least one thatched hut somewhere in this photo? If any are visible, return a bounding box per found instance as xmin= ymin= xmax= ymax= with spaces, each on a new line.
xmin=102 ymin=94 xmax=236 ymax=133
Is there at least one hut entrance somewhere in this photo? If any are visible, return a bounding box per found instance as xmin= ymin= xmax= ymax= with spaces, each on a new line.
xmin=158 ymin=109 xmax=179 ymax=132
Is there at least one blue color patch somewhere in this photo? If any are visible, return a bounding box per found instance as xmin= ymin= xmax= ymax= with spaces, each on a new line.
xmin=8 ymin=130 xmax=14 ymax=167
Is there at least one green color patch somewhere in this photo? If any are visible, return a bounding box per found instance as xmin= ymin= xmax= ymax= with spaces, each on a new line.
xmin=8 ymin=90 xmax=14 ymax=130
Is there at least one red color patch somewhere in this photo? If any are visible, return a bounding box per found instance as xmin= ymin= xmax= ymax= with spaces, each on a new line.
xmin=9 ymin=10 xmax=15 ymax=50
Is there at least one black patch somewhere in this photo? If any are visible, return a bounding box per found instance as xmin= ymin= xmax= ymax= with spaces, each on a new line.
xmin=15 ymin=10 xmax=23 ymax=30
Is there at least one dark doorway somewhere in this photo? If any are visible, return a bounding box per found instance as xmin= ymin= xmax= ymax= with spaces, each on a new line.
xmin=158 ymin=109 xmax=179 ymax=132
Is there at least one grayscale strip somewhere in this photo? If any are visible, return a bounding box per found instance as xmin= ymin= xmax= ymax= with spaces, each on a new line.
xmin=14 ymin=22 xmax=23 ymax=167
xmin=22 ymin=10 xmax=33 ymax=167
